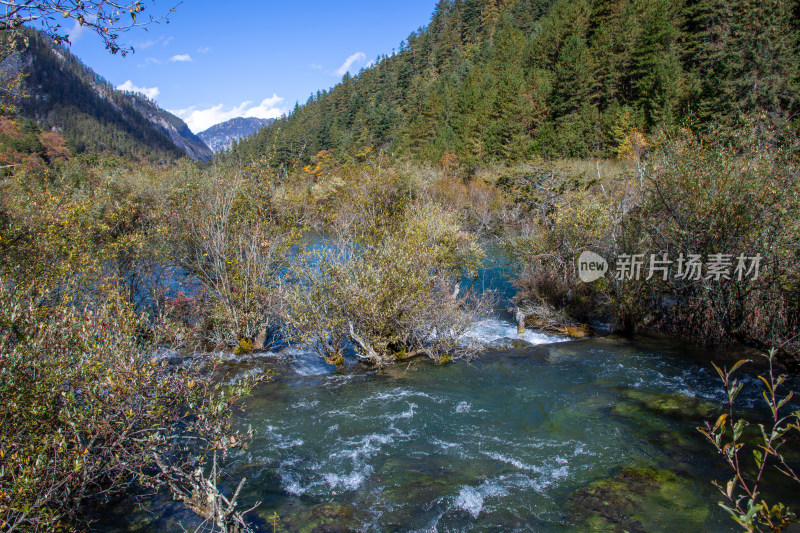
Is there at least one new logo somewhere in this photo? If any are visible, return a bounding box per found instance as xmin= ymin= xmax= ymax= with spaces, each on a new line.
xmin=578 ymin=251 xmax=608 ymax=283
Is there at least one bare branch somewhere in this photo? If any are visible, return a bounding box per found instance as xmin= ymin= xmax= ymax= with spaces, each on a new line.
xmin=0 ymin=1 xmax=183 ymax=56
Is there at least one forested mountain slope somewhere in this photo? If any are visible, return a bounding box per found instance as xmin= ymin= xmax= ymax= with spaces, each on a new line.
xmin=1 ymin=32 xmax=212 ymax=162
xmin=231 ymin=0 xmax=799 ymax=169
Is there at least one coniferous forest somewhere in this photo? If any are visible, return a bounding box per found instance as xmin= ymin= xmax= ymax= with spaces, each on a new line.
xmin=232 ymin=0 xmax=800 ymax=168
xmin=3 ymin=31 xmax=210 ymax=162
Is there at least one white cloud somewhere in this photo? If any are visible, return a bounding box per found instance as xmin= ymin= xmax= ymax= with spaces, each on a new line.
xmin=335 ymin=52 xmax=366 ymax=76
xmin=169 ymin=54 xmax=192 ymax=63
xmin=163 ymin=36 xmax=174 ymax=46
xmin=67 ymin=18 xmax=89 ymax=42
xmin=197 ymin=46 xmax=211 ymax=54
xmin=67 ymin=12 xmax=98 ymax=43
xmin=169 ymin=94 xmax=286 ymax=133
xmin=309 ymin=63 xmax=323 ymax=70
xmin=137 ymin=57 xmax=163 ymax=68
xmin=116 ymin=80 xmax=160 ymax=100
xmin=138 ymin=36 xmax=163 ymax=49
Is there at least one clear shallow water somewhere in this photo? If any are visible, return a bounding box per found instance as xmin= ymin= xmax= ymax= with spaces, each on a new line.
xmin=93 ymin=322 xmax=800 ymax=532
xmin=234 ymin=336 xmax=732 ymax=532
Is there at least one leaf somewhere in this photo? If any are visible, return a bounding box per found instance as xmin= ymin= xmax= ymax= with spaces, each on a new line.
xmin=733 ymin=419 xmax=746 ymax=441
xmin=730 ymin=359 xmax=750 ymax=374
xmin=758 ymin=375 xmax=773 ymax=394
xmin=777 ymin=391 xmax=793 ymax=410
xmin=711 ymin=362 xmax=725 ymax=381
xmin=758 ymin=423 xmax=769 ymax=442
xmin=718 ymin=503 xmax=739 ymax=519
xmin=714 ymin=413 xmax=729 ymax=431
xmin=730 ymin=382 xmax=744 ymax=403
xmin=753 ymin=449 xmax=763 ymax=469
xmin=744 ymin=502 xmax=763 ymax=523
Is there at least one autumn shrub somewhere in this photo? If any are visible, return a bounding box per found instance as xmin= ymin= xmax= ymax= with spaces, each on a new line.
xmin=500 ymin=162 xmax=648 ymax=329
xmin=0 ymin=284 xmax=256 ymax=531
xmin=501 ymin=123 xmax=800 ymax=352
xmin=181 ymin=167 xmax=298 ymax=347
xmin=429 ymin=172 xmax=470 ymax=213
xmin=0 ymin=132 xmax=270 ymax=532
xmin=641 ymin=124 xmax=800 ymax=356
xmin=0 ymin=159 xmax=192 ymax=336
xmin=465 ymin=178 xmax=504 ymax=233
xmin=282 ymin=201 xmax=495 ymax=367
xmin=0 ymin=118 xmax=69 ymax=176
xmin=423 ymin=167 xmax=506 ymax=235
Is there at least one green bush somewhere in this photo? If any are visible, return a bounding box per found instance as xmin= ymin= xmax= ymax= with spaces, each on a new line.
xmin=0 ymin=285 xmax=255 ymax=531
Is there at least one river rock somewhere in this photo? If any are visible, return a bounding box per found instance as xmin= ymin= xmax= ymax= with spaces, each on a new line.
xmin=612 ymin=389 xmax=717 ymax=421
xmin=567 ymin=467 xmax=708 ymax=532
xmin=259 ymin=502 xmax=359 ymax=533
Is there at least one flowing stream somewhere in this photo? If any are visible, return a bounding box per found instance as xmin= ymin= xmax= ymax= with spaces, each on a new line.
xmin=97 ymin=243 xmax=800 ymax=531
xmin=95 ymin=320 xmax=800 ymax=532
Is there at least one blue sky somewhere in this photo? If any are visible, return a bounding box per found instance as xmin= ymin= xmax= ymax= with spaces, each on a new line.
xmin=68 ymin=1 xmax=439 ymax=133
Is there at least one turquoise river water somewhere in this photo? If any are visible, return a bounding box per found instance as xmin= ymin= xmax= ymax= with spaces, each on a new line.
xmin=94 ymin=315 xmax=800 ymax=532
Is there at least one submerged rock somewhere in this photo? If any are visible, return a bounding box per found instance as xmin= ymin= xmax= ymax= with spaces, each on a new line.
xmin=611 ymin=388 xmax=718 ymax=421
xmin=379 ymin=460 xmax=467 ymax=507
xmin=257 ymin=502 xmax=359 ymax=533
xmin=567 ymin=467 xmax=709 ymax=532
xmin=375 ymin=455 xmax=496 ymax=528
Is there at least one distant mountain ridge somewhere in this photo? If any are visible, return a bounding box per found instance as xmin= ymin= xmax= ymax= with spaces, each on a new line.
xmin=124 ymin=94 xmax=213 ymax=161
xmin=0 ymin=31 xmax=212 ymax=162
xmin=198 ymin=117 xmax=274 ymax=152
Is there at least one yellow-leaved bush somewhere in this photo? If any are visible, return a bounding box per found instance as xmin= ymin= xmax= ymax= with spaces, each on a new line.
xmin=282 ymin=199 xmax=496 ymax=368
